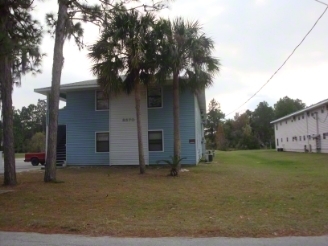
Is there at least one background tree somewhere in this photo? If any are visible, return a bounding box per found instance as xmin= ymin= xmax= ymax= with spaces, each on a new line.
xmin=27 ymin=132 xmax=45 ymax=153
xmin=13 ymin=108 xmax=25 ymax=153
xmin=156 ymin=18 xmax=220 ymax=175
xmin=252 ymin=101 xmax=274 ymax=148
xmin=0 ymin=0 xmax=43 ymax=185
xmin=274 ymin=96 xmax=306 ymax=119
xmin=11 ymin=101 xmax=47 ymax=153
xmin=205 ymin=99 xmax=225 ymax=149
xmin=45 ymin=0 xmax=170 ymax=182
xmin=215 ymin=122 xmax=226 ymax=150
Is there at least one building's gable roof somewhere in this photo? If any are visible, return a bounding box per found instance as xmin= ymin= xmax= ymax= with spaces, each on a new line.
xmin=34 ymin=79 xmax=98 ymax=94
xmin=270 ymin=98 xmax=328 ymax=124
xmin=34 ymin=79 xmax=207 ymax=114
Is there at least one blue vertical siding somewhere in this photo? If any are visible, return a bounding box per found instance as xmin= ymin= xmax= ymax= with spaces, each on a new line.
xmin=59 ymin=90 xmax=109 ymax=165
xmin=148 ymin=86 xmax=196 ymax=165
xmin=194 ymin=96 xmax=203 ymax=162
xmin=57 ymin=86 xmax=199 ymax=165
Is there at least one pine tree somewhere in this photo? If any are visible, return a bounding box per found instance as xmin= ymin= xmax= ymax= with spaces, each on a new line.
xmin=0 ymin=0 xmax=43 ymax=185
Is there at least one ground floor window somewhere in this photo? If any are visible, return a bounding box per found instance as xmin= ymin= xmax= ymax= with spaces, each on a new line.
xmin=149 ymin=130 xmax=163 ymax=151
xmin=96 ymin=132 xmax=109 ymax=152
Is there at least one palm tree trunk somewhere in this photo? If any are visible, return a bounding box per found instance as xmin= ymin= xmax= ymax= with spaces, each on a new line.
xmin=44 ymin=0 xmax=68 ymax=182
xmin=134 ymin=79 xmax=146 ymax=174
xmin=173 ymin=72 xmax=181 ymax=171
xmin=0 ymin=56 xmax=16 ymax=185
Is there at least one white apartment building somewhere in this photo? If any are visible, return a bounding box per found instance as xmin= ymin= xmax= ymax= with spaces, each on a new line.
xmin=271 ymin=99 xmax=328 ymax=153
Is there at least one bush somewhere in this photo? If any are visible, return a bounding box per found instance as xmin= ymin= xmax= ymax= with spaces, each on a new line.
xmin=27 ymin=132 xmax=45 ymax=153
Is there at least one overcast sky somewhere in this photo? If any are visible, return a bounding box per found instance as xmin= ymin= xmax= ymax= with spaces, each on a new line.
xmin=13 ymin=0 xmax=328 ymax=117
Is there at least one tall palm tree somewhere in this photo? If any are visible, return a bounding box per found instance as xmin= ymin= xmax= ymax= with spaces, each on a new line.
xmin=89 ymin=9 xmax=158 ymax=174
xmin=155 ymin=18 xmax=220 ymax=175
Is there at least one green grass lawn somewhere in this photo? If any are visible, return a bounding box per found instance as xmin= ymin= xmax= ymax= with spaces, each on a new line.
xmin=1 ymin=153 xmax=25 ymax=158
xmin=0 ymin=150 xmax=327 ymax=237
xmin=15 ymin=153 xmax=25 ymax=158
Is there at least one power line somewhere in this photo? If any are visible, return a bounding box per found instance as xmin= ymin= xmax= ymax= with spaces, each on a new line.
xmin=225 ymin=4 xmax=328 ymax=117
xmin=315 ymin=0 xmax=328 ymax=6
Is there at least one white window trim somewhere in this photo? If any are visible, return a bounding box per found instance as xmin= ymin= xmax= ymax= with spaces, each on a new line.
xmin=148 ymin=129 xmax=164 ymax=152
xmin=147 ymin=86 xmax=163 ymax=109
xmin=95 ymin=90 xmax=109 ymax=111
xmin=95 ymin=131 xmax=110 ymax=153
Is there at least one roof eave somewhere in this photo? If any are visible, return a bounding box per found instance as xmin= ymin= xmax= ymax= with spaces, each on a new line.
xmin=34 ymin=84 xmax=100 ymax=95
xmin=270 ymin=98 xmax=328 ymax=124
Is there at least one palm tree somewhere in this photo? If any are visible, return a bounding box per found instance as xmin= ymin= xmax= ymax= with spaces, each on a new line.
xmin=89 ymin=9 xmax=158 ymax=174
xmin=155 ymin=18 xmax=220 ymax=175
xmin=45 ymin=1 xmax=169 ymax=182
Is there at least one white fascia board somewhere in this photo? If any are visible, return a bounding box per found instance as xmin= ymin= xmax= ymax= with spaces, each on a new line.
xmin=270 ymin=98 xmax=328 ymax=124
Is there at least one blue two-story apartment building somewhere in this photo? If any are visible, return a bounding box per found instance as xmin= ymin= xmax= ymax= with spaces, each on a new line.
xmin=35 ymin=79 xmax=206 ymax=166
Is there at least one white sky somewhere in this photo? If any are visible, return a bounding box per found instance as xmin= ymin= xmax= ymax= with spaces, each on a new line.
xmin=13 ymin=0 xmax=328 ymax=118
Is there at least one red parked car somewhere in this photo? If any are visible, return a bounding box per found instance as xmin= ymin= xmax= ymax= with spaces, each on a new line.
xmin=24 ymin=153 xmax=46 ymax=166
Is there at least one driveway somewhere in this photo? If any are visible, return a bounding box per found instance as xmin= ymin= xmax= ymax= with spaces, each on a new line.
xmin=0 ymin=158 xmax=42 ymax=174
xmin=0 ymin=232 xmax=327 ymax=246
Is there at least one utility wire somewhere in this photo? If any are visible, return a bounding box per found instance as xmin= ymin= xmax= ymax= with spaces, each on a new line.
xmin=315 ymin=0 xmax=328 ymax=6
xmin=225 ymin=4 xmax=328 ymax=117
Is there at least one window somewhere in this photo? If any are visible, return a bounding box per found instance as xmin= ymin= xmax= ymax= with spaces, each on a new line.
xmin=96 ymin=91 xmax=109 ymax=110
xmin=298 ymin=116 xmax=300 ymax=120
xmin=281 ymin=138 xmax=283 ymax=142
xmin=321 ymin=108 xmax=324 ymax=113
xmin=148 ymin=130 xmax=163 ymax=151
xmin=303 ymin=136 xmax=305 ymax=141
xmin=287 ymin=137 xmax=288 ymax=142
xmin=96 ymin=132 xmax=109 ymax=152
xmin=302 ymin=115 xmax=304 ymax=119
xmin=299 ymin=136 xmax=301 ymax=141
xmin=276 ymin=138 xmax=279 ymax=146
xmin=286 ymin=120 xmax=288 ymax=124
xmin=148 ymin=86 xmax=162 ymax=108
xmin=324 ymin=133 xmax=327 ymax=139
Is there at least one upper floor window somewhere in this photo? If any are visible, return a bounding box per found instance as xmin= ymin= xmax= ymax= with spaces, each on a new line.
xmin=148 ymin=86 xmax=162 ymax=108
xmin=96 ymin=91 xmax=109 ymax=110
